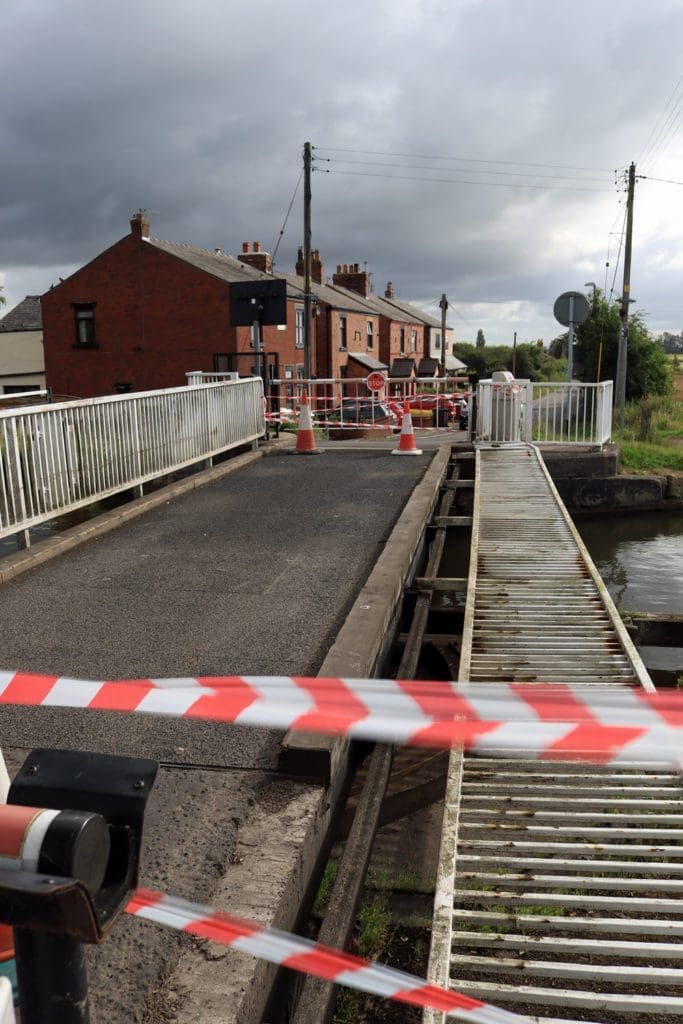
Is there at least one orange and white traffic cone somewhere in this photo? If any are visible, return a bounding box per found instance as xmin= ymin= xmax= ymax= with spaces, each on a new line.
xmin=292 ymin=390 xmax=322 ymax=455
xmin=391 ymin=403 xmax=422 ymax=455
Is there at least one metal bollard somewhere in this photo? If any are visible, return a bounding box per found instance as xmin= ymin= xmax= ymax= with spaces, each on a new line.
xmin=0 ymin=748 xmax=157 ymax=1024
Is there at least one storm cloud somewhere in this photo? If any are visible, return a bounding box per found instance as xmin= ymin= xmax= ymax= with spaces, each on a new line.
xmin=2 ymin=0 xmax=682 ymax=344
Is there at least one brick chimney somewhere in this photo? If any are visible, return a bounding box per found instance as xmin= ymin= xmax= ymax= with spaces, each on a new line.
xmin=130 ymin=210 xmax=150 ymax=239
xmin=238 ymin=241 xmax=272 ymax=273
xmin=295 ymin=247 xmax=325 ymax=284
xmin=332 ymin=262 xmax=370 ymax=297
xmin=385 ymin=281 xmax=394 ymax=299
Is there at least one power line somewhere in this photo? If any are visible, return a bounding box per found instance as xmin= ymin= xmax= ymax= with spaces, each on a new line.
xmin=639 ymin=173 xmax=683 ymax=186
xmin=638 ymin=75 xmax=683 ymax=169
xmin=314 ymin=145 xmax=613 ymax=173
xmin=271 ymin=168 xmax=303 ymax=265
xmin=316 ymin=167 xmax=613 ymax=193
xmin=316 ymin=155 xmax=612 ymax=185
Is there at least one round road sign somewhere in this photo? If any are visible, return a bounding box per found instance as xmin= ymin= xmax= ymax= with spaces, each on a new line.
xmin=366 ymin=371 xmax=386 ymax=392
xmin=553 ymin=291 xmax=590 ymax=327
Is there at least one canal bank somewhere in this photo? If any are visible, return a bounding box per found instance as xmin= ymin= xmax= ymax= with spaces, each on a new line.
xmin=541 ymin=442 xmax=683 ymax=513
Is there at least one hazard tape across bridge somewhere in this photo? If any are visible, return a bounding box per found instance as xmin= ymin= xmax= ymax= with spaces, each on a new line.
xmin=1 ymin=671 xmax=682 ymax=765
xmin=126 ymin=889 xmax=530 ymax=1023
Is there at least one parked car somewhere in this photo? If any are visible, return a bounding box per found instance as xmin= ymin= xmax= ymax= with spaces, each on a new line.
xmin=320 ymin=399 xmax=399 ymax=429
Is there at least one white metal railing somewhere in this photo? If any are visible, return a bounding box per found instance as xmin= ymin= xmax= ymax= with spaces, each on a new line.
xmin=0 ymin=389 xmax=51 ymax=404
xmin=0 ymin=378 xmax=264 ymax=548
xmin=476 ymin=380 xmax=613 ymax=446
xmin=185 ymin=374 xmax=471 ymax=432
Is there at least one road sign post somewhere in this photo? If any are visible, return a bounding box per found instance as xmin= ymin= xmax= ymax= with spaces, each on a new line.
xmin=553 ymin=291 xmax=590 ymax=382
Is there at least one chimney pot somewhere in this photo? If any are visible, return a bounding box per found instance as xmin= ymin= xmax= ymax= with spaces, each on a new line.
xmin=253 ymin=241 xmax=261 ymax=252
xmin=242 ymin=242 xmax=249 ymax=253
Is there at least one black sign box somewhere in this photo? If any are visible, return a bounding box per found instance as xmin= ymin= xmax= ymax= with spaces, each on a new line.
xmin=229 ymin=280 xmax=287 ymax=327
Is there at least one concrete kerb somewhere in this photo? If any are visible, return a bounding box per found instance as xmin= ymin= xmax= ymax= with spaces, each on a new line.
xmin=0 ymin=434 xmax=294 ymax=586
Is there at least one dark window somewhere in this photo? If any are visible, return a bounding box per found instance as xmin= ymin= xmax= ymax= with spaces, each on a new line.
xmin=410 ymin=329 xmax=418 ymax=353
xmin=399 ymin=328 xmax=405 ymax=354
xmin=295 ymin=308 xmax=305 ymax=348
xmin=214 ymin=353 xmax=237 ymax=373
xmin=73 ymin=303 xmax=97 ymax=348
xmin=339 ymin=315 xmax=347 ymax=350
xmin=367 ymin=320 xmax=374 ymax=349
xmin=435 ymin=332 xmax=441 ymax=350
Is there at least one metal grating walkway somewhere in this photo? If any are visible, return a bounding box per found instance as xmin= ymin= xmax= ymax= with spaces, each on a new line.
xmin=463 ymin=445 xmax=650 ymax=687
xmin=426 ymin=445 xmax=682 ymax=1024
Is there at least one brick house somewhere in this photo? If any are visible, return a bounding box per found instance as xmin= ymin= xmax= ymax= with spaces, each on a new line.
xmin=42 ymin=214 xmax=312 ymax=398
xmin=41 ymin=213 xmax=437 ymax=400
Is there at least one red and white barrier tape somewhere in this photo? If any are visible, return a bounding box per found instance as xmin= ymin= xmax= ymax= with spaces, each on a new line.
xmin=1 ymin=672 xmax=681 ymax=765
xmin=126 ymin=889 xmax=530 ymax=1023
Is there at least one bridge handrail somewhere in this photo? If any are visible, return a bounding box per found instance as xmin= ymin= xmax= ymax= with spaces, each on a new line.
xmin=0 ymin=378 xmax=264 ymax=549
xmin=476 ymin=379 xmax=613 ymax=445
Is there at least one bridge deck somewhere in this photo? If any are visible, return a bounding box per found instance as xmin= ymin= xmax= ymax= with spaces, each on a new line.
xmin=427 ymin=445 xmax=681 ymax=1024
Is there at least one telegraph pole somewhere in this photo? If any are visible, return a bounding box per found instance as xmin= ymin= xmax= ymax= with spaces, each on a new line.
xmin=616 ymin=162 xmax=636 ymax=428
xmin=439 ymin=293 xmax=448 ymax=378
xmin=303 ymin=141 xmax=313 ymax=380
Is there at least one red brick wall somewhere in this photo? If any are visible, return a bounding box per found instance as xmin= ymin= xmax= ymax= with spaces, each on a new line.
xmin=42 ymin=234 xmax=304 ymax=398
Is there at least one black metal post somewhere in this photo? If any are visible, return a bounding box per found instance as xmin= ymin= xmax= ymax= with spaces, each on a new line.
xmin=15 ymin=930 xmax=90 ymax=1024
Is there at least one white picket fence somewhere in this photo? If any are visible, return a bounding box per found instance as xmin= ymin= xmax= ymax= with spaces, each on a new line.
xmin=0 ymin=378 xmax=264 ymax=549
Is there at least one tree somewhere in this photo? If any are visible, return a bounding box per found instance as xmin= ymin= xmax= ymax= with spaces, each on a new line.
xmin=570 ymin=290 xmax=671 ymax=399
xmin=0 ymin=286 xmax=5 ymax=308
xmin=475 ymin=328 xmax=486 ymax=349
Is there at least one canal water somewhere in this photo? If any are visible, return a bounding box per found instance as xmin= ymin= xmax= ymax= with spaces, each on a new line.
xmin=576 ymin=510 xmax=683 ymax=685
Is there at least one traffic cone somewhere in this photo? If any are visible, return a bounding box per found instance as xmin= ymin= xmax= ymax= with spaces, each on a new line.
xmin=391 ymin=403 xmax=422 ymax=455
xmin=292 ymin=390 xmax=322 ymax=455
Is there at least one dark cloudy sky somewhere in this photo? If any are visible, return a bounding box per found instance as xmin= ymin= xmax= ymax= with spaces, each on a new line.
xmin=2 ymin=0 xmax=682 ymax=345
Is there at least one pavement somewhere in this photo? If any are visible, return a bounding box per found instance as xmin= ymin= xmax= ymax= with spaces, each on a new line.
xmin=0 ymin=434 xmax=451 ymax=1023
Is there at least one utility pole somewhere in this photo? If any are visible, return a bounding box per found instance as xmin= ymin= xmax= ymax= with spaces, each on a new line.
xmin=439 ymin=293 xmax=448 ymax=378
xmin=303 ymin=141 xmax=313 ymax=380
xmin=616 ymin=162 xmax=636 ymax=428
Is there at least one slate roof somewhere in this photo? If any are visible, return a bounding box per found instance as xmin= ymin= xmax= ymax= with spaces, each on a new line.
xmin=0 ymin=295 xmax=42 ymax=332
xmin=278 ymin=272 xmax=374 ymax=315
xmin=389 ymin=358 xmax=416 ymax=378
xmin=345 ymin=352 xmax=388 ymax=371
xmin=147 ymin=240 xmax=380 ymax=315
xmin=146 ymin=237 xmax=299 ymax=288
xmin=381 ymin=296 xmax=443 ymax=329
xmin=417 ymin=357 xmax=441 ymax=377
xmin=329 ymin=285 xmax=419 ymax=323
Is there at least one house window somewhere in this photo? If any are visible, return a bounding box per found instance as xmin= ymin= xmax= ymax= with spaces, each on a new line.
xmin=214 ymin=353 xmax=237 ymax=373
xmin=73 ymin=303 xmax=97 ymax=348
xmin=410 ymin=329 xmax=418 ymax=353
xmin=434 ymin=332 xmax=441 ymax=351
xmin=295 ymin=307 xmax=305 ymax=348
xmin=339 ymin=315 xmax=347 ymax=350
xmin=399 ymin=328 xmax=405 ymax=354
xmin=367 ymin=320 xmax=374 ymax=349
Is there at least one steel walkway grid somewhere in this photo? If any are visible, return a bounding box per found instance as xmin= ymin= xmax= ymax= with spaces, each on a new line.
xmin=426 ymin=444 xmax=681 ymax=1024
